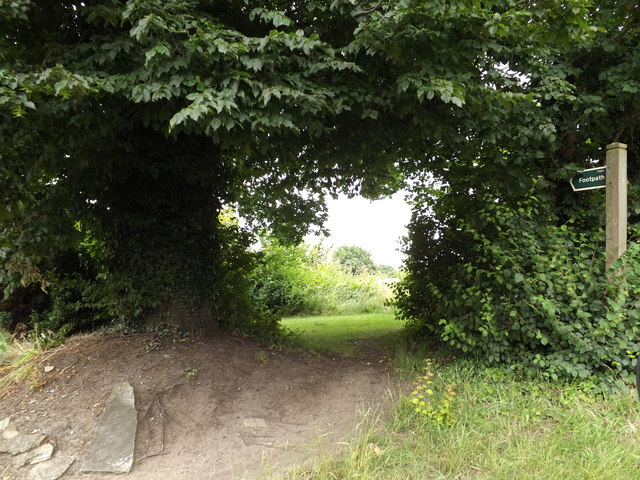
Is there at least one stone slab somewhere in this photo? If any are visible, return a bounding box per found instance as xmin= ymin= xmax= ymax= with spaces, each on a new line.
xmin=0 ymin=431 xmax=46 ymax=455
xmin=13 ymin=442 xmax=54 ymax=466
xmin=0 ymin=417 xmax=12 ymax=433
xmin=82 ymin=382 xmax=137 ymax=473
xmin=0 ymin=417 xmax=18 ymax=440
xmin=29 ymin=455 xmax=74 ymax=480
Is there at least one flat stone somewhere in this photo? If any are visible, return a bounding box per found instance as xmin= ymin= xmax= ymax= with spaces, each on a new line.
xmin=242 ymin=418 xmax=267 ymax=428
xmin=0 ymin=417 xmax=11 ymax=432
xmin=13 ymin=442 xmax=54 ymax=466
xmin=0 ymin=431 xmax=47 ymax=455
xmin=0 ymin=417 xmax=18 ymax=440
xmin=82 ymin=382 xmax=137 ymax=473
xmin=29 ymin=455 xmax=74 ymax=480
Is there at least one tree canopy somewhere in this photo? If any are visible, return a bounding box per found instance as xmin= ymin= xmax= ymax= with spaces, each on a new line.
xmin=2 ymin=0 xmax=639 ymax=375
xmin=393 ymin=0 xmax=640 ymax=387
xmin=333 ymin=245 xmax=375 ymax=275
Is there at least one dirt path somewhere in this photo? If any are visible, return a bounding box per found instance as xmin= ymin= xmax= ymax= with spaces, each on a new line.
xmin=0 ymin=333 xmax=399 ymax=479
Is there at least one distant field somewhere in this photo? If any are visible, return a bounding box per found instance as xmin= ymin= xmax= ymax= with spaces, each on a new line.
xmin=282 ymin=312 xmax=403 ymax=356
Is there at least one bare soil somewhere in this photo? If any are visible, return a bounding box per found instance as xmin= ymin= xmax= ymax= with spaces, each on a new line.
xmin=0 ymin=332 xmax=399 ymax=479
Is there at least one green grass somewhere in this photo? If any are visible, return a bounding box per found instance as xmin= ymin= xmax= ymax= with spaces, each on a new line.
xmin=282 ymin=312 xmax=403 ymax=356
xmin=271 ymin=317 xmax=640 ymax=480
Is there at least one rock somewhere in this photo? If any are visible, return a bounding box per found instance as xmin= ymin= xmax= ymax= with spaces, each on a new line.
xmin=29 ymin=455 xmax=74 ymax=480
xmin=44 ymin=366 xmax=54 ymax=373
xmin=0 ymin=417 xmax=11 ymax=433
xmin=82 ymin=382 xmax=137 ymax=473
xmin=13 ymin=442 xmax=54 ymax=466
xmin=0 ymin=417 xmax=47 ymax=455
xmin=0 ymin=430 xmax=47 ymax=455
xmin=0 ymin=417 xmax=18 ymax=440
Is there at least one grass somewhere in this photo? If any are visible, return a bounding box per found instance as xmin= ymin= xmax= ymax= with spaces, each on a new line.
xmin=282 ymin=312 xmax=403 ymax=356
xmin=0 ymin=328 xmax=49 ymax=392
xmin=273 ymin=315 xmax=640 ymax=480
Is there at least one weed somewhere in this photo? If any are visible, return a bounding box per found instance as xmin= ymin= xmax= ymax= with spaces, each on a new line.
xmin=143 ymin=323 xmax=190 ymax=353
xmin=407 ymin=359 xmax=457 ymax=426
xmin=0 ymin=329 xmax=49 ymax=392
xmin=184 ymin=367 xmax=197 ymax=379
xmin=144 ymin=338 xmax=161 ymax=353
xmin=255 ymin=350 xmax=267 ymax=366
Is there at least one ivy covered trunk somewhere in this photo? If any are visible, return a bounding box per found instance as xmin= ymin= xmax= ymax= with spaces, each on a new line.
xmin=75 ymin=129 xmax=227 ymax=332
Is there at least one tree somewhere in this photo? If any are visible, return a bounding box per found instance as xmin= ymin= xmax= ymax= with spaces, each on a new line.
xmin=333 ymin=245 xmax=375 ymax=276
xmin=375 ymin=264 xmax=397 ymax=279
xmin=393 ymin=0 xmax=640 ymax=386
xmin=0 ymin=0 xmax=604 ymax=333
xmin=0 ymin=0 xmax=398 ymax=331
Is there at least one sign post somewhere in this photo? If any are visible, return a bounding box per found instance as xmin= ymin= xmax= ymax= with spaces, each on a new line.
xmin=569 ymin=142 xmax=628 ymax=271
xmin=605 ymin=142 xmax=627 ymax=270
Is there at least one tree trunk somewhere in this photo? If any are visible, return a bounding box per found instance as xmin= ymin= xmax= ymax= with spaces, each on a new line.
xmin=78 ymin=128 xmax=227 ymax=333
xmin=145 ymin=300 xmax=217 ymax=334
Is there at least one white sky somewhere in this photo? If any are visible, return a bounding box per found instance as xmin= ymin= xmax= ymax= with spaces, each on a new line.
xmin=306 ymin=191 xmax=412 ymax=268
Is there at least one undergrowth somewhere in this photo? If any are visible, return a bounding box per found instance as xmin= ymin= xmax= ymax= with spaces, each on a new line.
xmin=0 ymin=328 xmax=51 ymax=392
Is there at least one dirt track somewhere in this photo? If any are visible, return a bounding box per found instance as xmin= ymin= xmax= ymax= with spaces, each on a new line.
xmin=0 ymin=333 xmax=399 ymax=479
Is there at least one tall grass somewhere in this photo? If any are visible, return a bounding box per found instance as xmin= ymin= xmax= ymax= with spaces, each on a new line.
xmin=296 ymin=267 xmax=394 ymax=316
xmin=250 ymin=242 xmax=395 ymax=317
xmin=0 ymin=328 xmax=49 ymax=392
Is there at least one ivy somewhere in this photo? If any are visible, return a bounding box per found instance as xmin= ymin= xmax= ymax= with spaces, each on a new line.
xmin=1 ymin=0 xmax=637 ymax=345
xmin=396 ymin=193 xmax=640 ymax=390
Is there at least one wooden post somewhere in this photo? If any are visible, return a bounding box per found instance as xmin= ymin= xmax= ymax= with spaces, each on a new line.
xmin=605 ymin=142 xmax=627 ymax=270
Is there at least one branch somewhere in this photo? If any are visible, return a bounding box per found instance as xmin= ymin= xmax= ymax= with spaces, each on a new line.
xmin=352 ymin=1 xmax=383 ymax=18
xmin=613 ymin=107 xmax=640 ymax=142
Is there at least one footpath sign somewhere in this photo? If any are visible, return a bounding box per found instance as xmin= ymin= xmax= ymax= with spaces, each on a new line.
xmin=570 ymin=143 xmax=627 ymax=271
xmin=570 ymin=167 xmax=606 ymax=192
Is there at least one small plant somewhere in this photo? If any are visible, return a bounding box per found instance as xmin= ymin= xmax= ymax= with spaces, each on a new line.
xmin=172 ymin=331 xmax=190 ymax=343
xmin=183 ymin=367 xmax=197 ymax=379
xmin=144 ymin=338 xmax=161 ymax=353
xmin=143 ymin=323 xmax=189 ymax=352
xmin=255 ymin=350 xmax=267 ymax=366
xmin=408 ymin=359 xmax=457 ymax=426
xmin=0 ymin=330 xmax=48 ymax=393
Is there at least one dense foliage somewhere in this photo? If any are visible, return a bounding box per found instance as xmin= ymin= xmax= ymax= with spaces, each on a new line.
xmin=1 ymin=0 xmax=595 ymax=330
xmin=250 ymin=241 xmax=391 ymax=317
xmin=394 ymin=1 xmax=640 ymax=386
xmin=333 ymin=245 xmax=376 ymax=276
xmin=0 ymin=0 xmax=401 ymax=330
xmin=2 ymin=0 xmax=640 ymax=386
xmin=396 ymin=194 xmax=640 ymax=388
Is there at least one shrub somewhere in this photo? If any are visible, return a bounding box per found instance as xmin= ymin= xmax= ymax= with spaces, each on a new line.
xmin=249 ymin=240 xmax=392 ymax=317
xmin=395 ymin=196 xmax=640 ymax=390
xmin=29 ymin=284 xmax=99 ymax=345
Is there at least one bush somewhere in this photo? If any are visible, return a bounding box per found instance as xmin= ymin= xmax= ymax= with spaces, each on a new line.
xmin=249 ymin=240 xmax=392 ymax=317
xmin=29 ymin=284 xmax=100 ymax=344
xmin=395 ymin=196 xmax=640 ymax=390
xmin=0 ymin=312 xmax=10 ymax=330
xmin=213 ymin=210 xmax=287 ymax=342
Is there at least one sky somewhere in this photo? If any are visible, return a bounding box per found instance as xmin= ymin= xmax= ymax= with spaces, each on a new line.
xmin=306 ymin=191 xmax=413 ymax=269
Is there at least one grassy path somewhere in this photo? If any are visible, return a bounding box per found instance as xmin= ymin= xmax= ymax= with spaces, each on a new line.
xmin=282 ymin=312 xmax=403 ymax=356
